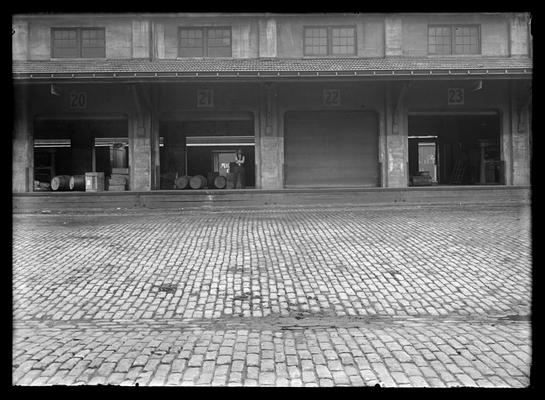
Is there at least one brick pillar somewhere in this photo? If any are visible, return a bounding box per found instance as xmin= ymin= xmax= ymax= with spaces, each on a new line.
xmin=501 ymin=103 xmax=513 ymax=186
xmin=128 ymin=85 xmax=153 ymax=191
xmin=510 ymin=81 xmax=531 ymax=186
xmin=384 ymin=82 xmax=408 ymax=187
xmin=129 ymin=112 xmax=152 ymax=191
xmin=384 ymin=16 xmax=403 ymax=56
xmin=132 ymin=20 xmax=150 ymax=59
xmin=154 ymin=22 xmax=165 ymax=59
xmin=510 ymin=13 xmax=530 ymax=57
xmin=12 ymin=18 xmax=31 ymax=192
xmin=13 ymin=86 xmax=32 ymax=193
xmin=258 ymin=18 xmax=277 ymax=58
xmin=257 ymin=83 xmax=283 ymax=189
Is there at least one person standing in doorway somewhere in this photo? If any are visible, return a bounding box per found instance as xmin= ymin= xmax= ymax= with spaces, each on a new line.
xmin=233 ymin=149 xmax=246 ymax=189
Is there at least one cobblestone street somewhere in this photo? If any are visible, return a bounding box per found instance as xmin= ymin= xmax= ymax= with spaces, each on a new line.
xmin=12 ymin=204 xmax=532 ymax=387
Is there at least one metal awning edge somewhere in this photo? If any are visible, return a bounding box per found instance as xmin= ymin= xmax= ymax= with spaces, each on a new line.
xmin=13 ymin=68 xmax=532 ymax=80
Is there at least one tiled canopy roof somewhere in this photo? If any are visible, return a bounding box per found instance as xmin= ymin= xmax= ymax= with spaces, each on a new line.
xmin=12 ymin=57 xmax=532 ymax=80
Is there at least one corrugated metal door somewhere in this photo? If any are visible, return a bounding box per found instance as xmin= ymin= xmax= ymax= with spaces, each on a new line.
xmin=284 ymin=111 xmax=378 ymax=187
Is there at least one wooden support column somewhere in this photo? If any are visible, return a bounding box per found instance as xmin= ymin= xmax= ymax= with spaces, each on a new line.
xmin=13 ymin=86 xmax=33 ymax=193
xmin=257 ymin=82 xmax=282 ymax=189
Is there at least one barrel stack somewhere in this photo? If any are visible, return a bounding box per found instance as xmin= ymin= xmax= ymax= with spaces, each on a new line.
xmin=108 ymin=168 xmax=129 ymax=191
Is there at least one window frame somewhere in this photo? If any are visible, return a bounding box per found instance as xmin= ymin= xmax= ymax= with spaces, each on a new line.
xmin=178 ymin=26 xmax=232 ymax=58
xmin=427 ymin=24 xmax=481 ymax=55
xmin=51 ymin=27 xmax=106 ymax=59
xmin=303 ymin=25 xmax=357 ymax=57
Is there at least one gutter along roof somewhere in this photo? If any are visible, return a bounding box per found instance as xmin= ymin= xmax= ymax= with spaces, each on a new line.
xmin=12 ymin=57 xmax=532 ymax=81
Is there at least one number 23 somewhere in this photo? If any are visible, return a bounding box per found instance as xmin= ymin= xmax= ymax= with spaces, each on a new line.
xmin=448 ymin=88 xmax=464 ymax=104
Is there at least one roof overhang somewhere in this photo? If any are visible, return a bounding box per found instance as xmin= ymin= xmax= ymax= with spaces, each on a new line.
xmin=12 ymin=57 xmax=533 ymax=83
xmin=13 ymin=68 xmax=532 ymax=84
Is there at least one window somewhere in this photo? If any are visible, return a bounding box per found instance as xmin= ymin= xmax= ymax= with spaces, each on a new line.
xmin=51 ymin=28 xmax=105 ymax=58
xmin=304 ymin=26 xmax=356 ymax=56
xmin=179 ymin=27 xmax=232 ymax=57
xmin=304 ymin=27 xmax=328 ymax=55
xmin=428 ymin=25 xmax=480 ymax=55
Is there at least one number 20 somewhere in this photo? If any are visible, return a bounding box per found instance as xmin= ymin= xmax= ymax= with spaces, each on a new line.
xmin=70 ymin=93 xmax=86 ymax=108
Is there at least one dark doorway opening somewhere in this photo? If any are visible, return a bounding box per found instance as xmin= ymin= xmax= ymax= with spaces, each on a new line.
xmin=33 ymin=118 xmax=128 ymax=191
xmin=159 ymin=119 xmax=255 ymax=189
xmin=408 ymin=114 xmax=502 ymax=186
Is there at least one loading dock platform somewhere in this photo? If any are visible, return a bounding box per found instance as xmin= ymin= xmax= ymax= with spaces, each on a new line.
xmin=12 ymin=185 xmax=530 ymax=213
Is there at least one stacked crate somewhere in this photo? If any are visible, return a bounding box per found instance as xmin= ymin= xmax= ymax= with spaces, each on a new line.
xmin=108 ymin=168 xmax=129 ymax=191
xmin=85 ymin=172 xmax=105 ymax=192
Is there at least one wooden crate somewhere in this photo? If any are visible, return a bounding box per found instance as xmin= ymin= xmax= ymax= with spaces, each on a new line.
xmin=112 ymin=167 xmax=129 ymax=175
xmin=108 ymin=184 xmax=126 ymax=192
xmin=85 ymin=172 xmax=105 ymax=192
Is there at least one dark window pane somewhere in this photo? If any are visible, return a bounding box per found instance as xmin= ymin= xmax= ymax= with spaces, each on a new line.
xmin=81 ymin=28 xmax=105 ymax=58
xmin=179 ymin=28 xmax=204 ymax=57
xmin=207 ymin=45 xmax=231 ymax=57
xmin=206 ymin=28 xmax=231 ymax=56
xmin=52 ymin=29 xmax=78 ymax=58
xmin=207 ymin=28 xmax=231 ymax=46
xmin=82 ymin=46 xmax=105 ymax=58
xmin=428 ymin=26 xmax=452 ymax=54
xmin=180 ymin=29 xmax=203 ymax=45
xmin=52 ymin=27 xmax=106 ymax=58
xmin=179 ymin=46 xmax=204 ymax=57
xmin=332 ymin=27 xmax=355 ymax=55
xmin=305 ymin=45 xmax=328 ymax=55
xmin=454 ymin=26 xmax=479 ymax=54
xmin=304 ymin=27 xmax=328 ymax=55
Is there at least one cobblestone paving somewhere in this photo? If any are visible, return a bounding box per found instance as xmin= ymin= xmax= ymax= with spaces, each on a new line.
xmin=12 ymin=204 xmax=532 ymax=386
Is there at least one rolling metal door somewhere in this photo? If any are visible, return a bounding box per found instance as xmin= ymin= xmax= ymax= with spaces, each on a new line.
xmin=284 ymin=111 xmax=378 ymax=187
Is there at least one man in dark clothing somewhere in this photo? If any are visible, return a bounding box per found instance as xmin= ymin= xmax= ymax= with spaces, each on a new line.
xmin=233 ymin=149 xmax=246 ymax=189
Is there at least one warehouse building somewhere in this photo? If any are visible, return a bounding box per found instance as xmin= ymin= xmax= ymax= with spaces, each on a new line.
xmin=12 ymin=13 xmax=532 ymax=192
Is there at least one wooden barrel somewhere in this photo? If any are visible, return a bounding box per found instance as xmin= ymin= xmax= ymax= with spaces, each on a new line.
xmin=213 ymin=175 xmax=227 ymax=189
xmin=69 ymin=175 xmax=85 ymax=191
xmin=51 ymin=175 xmax=71 ymax=191
xmin=189 ymin=175 xmax=207 ymax=189
xmin=174 ymin=175 xmax=190 ymax=189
